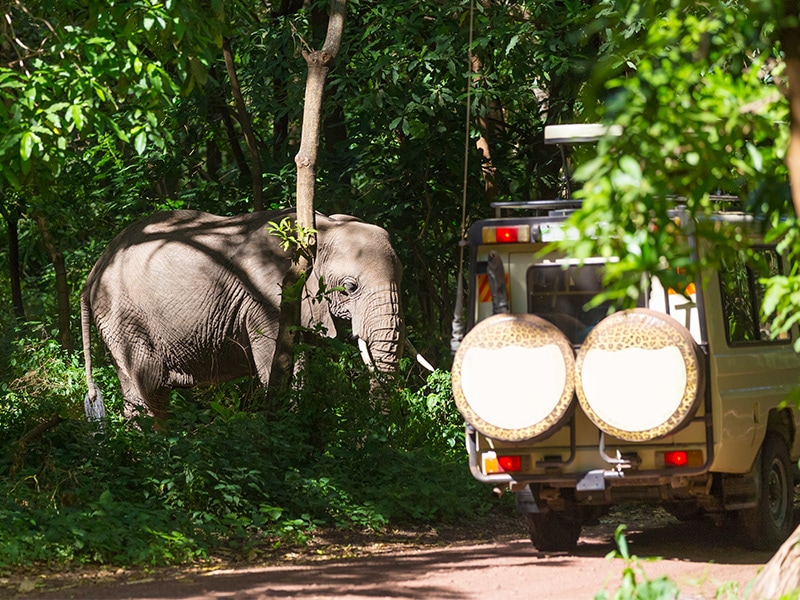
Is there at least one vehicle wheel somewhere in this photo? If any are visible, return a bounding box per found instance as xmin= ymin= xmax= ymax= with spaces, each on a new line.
xmin=740 ymin=432 xmax=794 ymax=550
xmin=525 ymin=511 xmax=582 ymax=552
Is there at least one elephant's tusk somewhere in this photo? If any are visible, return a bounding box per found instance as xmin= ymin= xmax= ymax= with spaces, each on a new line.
xmin=405 ymin=338 xmax=435 ymax=372
xmin=357 ymin=337 xmax=376 ymax=371
xmin=357 ymin=337 xmax=434 ymax=373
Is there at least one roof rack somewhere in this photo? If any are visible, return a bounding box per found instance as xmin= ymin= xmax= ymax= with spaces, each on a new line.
xmin=541 ymin=123 xmax=622 ymax=202
xmin=490 ymin=200 xmax=582 ymax=210
xmin=492 ymin=123 xmax=742 ymax=216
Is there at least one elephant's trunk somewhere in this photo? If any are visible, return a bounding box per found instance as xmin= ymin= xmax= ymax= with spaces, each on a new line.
xmin=353 ymin=286 xmax=404 ymax=372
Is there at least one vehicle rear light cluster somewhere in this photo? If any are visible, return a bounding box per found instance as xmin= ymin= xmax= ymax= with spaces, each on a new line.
xmin=660 ymin=450 xmax=703 ymax=468
xmin=481 ymin=225 xmax=531 ymax=244
xmin=482 ymin=451 xmax=522 ymax=474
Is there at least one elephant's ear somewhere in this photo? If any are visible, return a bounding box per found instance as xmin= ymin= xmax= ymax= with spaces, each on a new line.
xmin=327 ymin=214 xmax=363 ymax=223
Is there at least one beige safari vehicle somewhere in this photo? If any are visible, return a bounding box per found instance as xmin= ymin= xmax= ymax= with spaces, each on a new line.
xmin=450 ymin=124 xmax=800 ymax=552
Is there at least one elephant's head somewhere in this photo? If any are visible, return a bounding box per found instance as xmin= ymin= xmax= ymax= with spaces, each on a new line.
xmin=314 ymin=215 xmax=404 ymax=372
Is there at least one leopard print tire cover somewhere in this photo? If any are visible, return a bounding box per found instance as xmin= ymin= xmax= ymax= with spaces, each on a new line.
xmin=575 ymin=308 xmax=706 ymax=442
xmin=452 ymin=313 xmax=576 ymax=443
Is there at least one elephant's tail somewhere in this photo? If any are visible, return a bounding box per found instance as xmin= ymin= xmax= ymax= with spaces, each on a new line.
xmin=81 ymin=294 xmax=106 ymax=422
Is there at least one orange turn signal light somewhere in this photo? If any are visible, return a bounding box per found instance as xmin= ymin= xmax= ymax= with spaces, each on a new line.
xmin=482 ymin=451 xmax=522 ymax=474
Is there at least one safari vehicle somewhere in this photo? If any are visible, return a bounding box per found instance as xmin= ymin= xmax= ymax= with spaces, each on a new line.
xmin=450 ymin=124 xmax=800 ymax=552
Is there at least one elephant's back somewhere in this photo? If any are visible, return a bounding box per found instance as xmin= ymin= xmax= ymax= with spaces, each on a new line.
xmin=86 ymin=210 xmax=280 ymax=282
xmin=82 ymin=208 xmax=292 ymax=321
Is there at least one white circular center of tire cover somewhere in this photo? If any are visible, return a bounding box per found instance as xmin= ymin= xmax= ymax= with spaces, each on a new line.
xmin=460 ymin=344 xmax=568 ymax=430
xmin=579 ymin=346 xmax=687 ymax=432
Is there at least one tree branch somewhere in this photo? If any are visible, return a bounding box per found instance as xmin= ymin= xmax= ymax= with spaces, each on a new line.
xmin=11 ymin=414 xmax=65 ymax=476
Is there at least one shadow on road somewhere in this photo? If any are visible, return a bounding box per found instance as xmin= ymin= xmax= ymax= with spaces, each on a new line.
xmin=18 ymin=505 xmax=786 ymax=600
xmin=24 ymin=517 xmax=776 ymax=600
xmin=25 ymin=540 xmax=559 ymax=600
xmin=574 ymin=516 xmax=777 ymax=564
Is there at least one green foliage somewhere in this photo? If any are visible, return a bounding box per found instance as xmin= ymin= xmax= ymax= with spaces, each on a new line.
xmin=2 ymin=0 xmax=798 ymax=580
xmin=396 ymin=369 xmax=464 ymax=452
xmin=0 ymin=0 xmax=600 ymax=366
xmin=560 ymin=0 xmax=792 ymax=306
xmin=313 ymin=0 xmax=595 ymax=356
xmin=0 ymin=332 xmax=491 ymax=568
xmin=595 ymin=525 xmax=680 ymax=600
xmin=267 ymin=216 xmax=318 ymax=262
xmin=0 ymin=1 xmax=198 ymax=190
xmin=763 ymin=219 xmax=800 ymax=350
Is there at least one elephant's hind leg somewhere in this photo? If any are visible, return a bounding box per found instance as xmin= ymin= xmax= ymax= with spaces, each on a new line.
xmin=117 ymin=368 xmax=171 ymax=422
xmin=112 ymin=346 xmax=172 ymax=422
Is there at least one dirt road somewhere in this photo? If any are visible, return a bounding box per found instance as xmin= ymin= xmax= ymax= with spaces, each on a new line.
xmin=12 ymin=508 xmax=775 ymax=600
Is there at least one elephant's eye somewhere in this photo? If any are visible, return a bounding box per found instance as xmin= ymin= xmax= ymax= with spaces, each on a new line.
xmin=341 ymin=279 xmax=358 ymax=295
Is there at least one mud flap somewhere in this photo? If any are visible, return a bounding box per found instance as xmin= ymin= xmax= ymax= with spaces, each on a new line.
xmin=516 ymin=485 xmax=544 ymax=514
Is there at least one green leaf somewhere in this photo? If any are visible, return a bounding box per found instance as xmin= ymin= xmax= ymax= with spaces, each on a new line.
xmin=70 ymin=104 xmax=84 ymax=130
xmin=505 ymin=34 xmax=520 ymax=54
xmin=618 ymin=155 xmax=642 ymax=181
xmin=746 ymin=142 xmax=763 ymax=173
xmin=19 ymin=131 xmax=35 ymax=161
xmin=134 ymin=130 xmax=147 ymax=155
xmin=761 ymin=276 xmax=787 ymax=317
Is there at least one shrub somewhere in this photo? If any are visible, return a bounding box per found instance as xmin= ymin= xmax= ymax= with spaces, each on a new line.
xmin=0 ymin=333 xmax=496 ymax=567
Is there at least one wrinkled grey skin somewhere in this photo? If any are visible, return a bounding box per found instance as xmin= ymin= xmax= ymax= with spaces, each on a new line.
xmin=81 ymin=209 xmax=404 ymax=420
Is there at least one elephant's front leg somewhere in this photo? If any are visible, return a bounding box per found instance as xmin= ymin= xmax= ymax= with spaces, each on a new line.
xmin=246 ymin=309 xmax=280 ymax=388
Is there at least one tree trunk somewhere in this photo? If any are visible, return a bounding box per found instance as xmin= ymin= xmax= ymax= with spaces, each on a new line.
xmin=221 ymin=104 xmax=252 ymax=182
xmin=3 ymin=207 xmax=25 ymax=320
xmin=467 ymin=2 xmax=507 ymax=204
xmin=781 ymin=9 xmax=800 ymax=219
xmin=475 ymin=94 xmax=506 ymax=204
xmin=747 ymin=13 xmax=800 ymax=600
xmin=223 ymin=36 xmax=263 ymax=212
xmin=749 ymin=524 xmax=800 ymax=599
xmin=268 ymin=0 xmax=347 ymax=393
xmin=272 ymin=76 xmax=290 ymax=164
xmin=34 ymin=214 xmax=71 ymax=351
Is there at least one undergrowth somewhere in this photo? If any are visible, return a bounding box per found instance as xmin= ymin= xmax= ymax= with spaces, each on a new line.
xmin=0 ymin=333 xmax=496 ymax=568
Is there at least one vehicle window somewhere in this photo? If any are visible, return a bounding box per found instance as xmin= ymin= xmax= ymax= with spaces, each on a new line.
xmin=718 ymin=247 xmax=787 ymax=344
xmin=527 ymin=264 xmax=616 ymax=344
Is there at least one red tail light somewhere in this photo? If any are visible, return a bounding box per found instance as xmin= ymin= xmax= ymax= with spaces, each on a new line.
xmin=498 ymin=455 xmax=522 ymax=472
xmin=660 ymin=450 xmax=703 ymax=468
xmin=481 ymin=225 xmax=530 ymax=244
xmin=664 ymin=451 xmax=688 ymax=467
xmin=496 ymin=227 xmax=520 ymax=243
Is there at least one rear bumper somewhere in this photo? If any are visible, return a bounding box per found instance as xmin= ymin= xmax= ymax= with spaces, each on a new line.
xmin=465 ymin=423 xmax=715 ymax=491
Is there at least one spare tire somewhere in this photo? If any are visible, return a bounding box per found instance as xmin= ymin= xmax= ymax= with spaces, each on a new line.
xmin=452 ymin=313 xmax=576 ymax=443
xmin=575 ymin=308 xmax=705 ymax=442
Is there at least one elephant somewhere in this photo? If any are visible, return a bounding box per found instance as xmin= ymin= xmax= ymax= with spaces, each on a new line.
xmin=81 ymin=209 xmax=404 ymax=421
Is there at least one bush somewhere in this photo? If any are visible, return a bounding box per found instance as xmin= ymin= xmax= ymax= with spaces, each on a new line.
xmin=0 ymin=333 xmax=496 ymax=567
